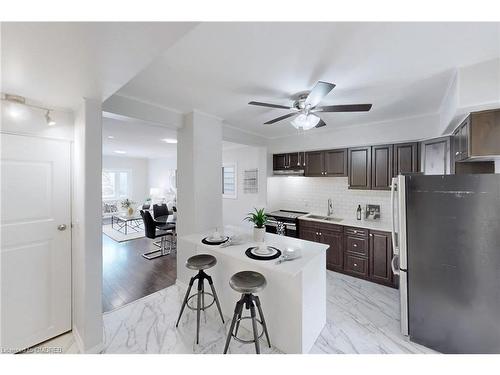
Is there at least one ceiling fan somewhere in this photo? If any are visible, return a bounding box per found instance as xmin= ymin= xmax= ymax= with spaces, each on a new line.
xmin=248 ymin=81 xmax=372 ymax=130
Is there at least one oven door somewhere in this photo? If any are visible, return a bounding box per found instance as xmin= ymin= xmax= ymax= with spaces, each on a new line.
xmin=285 ymin=223 xmax=297 ymax=237
xmin=266 ymin=221 xmax=278 ymax=234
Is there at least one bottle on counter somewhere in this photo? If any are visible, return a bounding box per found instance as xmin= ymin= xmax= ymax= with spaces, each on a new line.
xmin=356 ymin=205 xmax=362 ymax=220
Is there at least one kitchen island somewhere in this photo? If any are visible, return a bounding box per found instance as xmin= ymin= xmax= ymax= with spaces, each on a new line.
xmin=177 ymin=228 xmax=329 ymax=354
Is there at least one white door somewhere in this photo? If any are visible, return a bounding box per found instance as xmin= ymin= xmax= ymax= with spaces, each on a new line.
xmin=1 ymin=133 xmax=72 ymax=351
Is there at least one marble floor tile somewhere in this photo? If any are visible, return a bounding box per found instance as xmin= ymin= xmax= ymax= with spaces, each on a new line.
xmin=102 ymin=271 xmax=436 ymax=354
xmin=22 ymin=331 xmax=80 ymax=354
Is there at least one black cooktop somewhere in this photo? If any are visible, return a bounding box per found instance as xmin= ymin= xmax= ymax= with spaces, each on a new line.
xmin=267 ymin=210 xmax=308 ymax=221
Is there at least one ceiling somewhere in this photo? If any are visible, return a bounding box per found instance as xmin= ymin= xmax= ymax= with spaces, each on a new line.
xmin=116 ymin=22 xmax=500 ymax=138
xmin=102 ymin=115 xmax=177 ymax=159
xmin=1 ymin=22 xmax=198 ymax=110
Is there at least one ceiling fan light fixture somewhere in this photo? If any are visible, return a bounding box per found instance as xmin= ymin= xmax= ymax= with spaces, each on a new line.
xmin=45 ymin=110 xmax=56 ymax=126
xmin=291 ymin=113 xmax=320 ymax=131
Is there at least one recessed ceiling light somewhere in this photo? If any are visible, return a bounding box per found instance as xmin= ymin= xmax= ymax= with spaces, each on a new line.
xmin=107 ymin=135 xmax=115 ymax=139
xmin=114 ymin=150 xmax=126 ymax=154
xmin=161 ymin=138 xmax=177 ymax=144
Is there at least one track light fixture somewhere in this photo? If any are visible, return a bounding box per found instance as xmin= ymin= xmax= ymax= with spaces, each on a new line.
xmin=45 ymin=110 xmax=56 ymax=126
xmin=2 ymin=93 xmax=56 ymax=126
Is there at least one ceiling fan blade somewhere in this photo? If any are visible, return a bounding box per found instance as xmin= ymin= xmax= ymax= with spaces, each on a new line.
xmin=315 ymin=104 xmax=373 ymax=112
xmin=248 ymin=101 xmax=291 ymax=110
xmin=304 ymin=81 xmax=336 ymax=108
xmin=264 ymin=112 xmax=297 ymax=125
xmin=315 ymin=118 xmax=326 ymax=128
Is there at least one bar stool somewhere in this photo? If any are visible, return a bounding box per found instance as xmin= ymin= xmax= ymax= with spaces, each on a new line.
xmin=175 ymin=254 xmax=225 ymax=344
xmin=223 ymin=271 xmax=271 ymax=354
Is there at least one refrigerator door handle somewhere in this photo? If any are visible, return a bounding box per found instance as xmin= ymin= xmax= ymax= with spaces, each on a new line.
xmin=391 ymin=254 xmax=400 ymax=275
xmin=390 ymin=177 xmax=399 ymax=254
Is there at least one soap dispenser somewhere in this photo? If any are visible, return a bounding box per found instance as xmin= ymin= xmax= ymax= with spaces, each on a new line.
xmin=356 ymin=205 xmax=362 ymax=220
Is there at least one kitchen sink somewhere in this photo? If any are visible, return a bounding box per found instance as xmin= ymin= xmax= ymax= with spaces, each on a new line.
xmin=305 ymin=214 xmax=343 ymax=222
xmin=324 ymin=217 xmax=343 ymax=222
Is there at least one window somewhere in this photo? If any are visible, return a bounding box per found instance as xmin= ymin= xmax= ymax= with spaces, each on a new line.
xmin=222 ymin=164 xmax=237 ymax=199
xmin=102 ymin=170 xmax=131 ymax=200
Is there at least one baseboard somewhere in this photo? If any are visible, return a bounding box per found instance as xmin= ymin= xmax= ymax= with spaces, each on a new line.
xmin=72 ymin=326 xmax=104 ymax=354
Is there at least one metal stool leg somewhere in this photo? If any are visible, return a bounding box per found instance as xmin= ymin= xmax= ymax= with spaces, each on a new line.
xmin=254 ymin=295 xmax=271 ymax=348
xmin=233 ymin=295 xmax=245 ymax=336
xmin=223 ymin=299 xmax=244 ymax=354
xmin=176 ymin=276 xmax=195 ymax=327
xmin=196 ymin=276 xmax=203 ymax=344
xmin=201 ymin=280 xmax=207 ymax=324
xmin=207 ymin=275 xmax=225 ymax=324
xmin=249 ymin=300 xmax=260 ymax=354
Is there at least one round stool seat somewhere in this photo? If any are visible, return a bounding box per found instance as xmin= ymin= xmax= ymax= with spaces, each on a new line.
xmin=229 ymin=271 xmax=267 ymax=294
xmin=186 ymin=254 xmax=217 ymax=270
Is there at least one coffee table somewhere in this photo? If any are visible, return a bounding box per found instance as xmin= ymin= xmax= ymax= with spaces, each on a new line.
xmin=111 ymin=213 xmax=143 ymax=235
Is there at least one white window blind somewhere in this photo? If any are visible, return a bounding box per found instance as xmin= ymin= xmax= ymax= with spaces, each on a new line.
xmin=102 ymin=170 xmax=131 ymax=200
xmin=222 ymin=164 xmax=237 ymax=199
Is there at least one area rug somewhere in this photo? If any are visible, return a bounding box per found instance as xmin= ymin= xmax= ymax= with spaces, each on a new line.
xmin=102 ymin=224 xmax=145 ymax=242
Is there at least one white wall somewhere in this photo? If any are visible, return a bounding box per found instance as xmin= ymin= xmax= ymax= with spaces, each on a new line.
xmin=72 ymin=98 xmax=103 ymax=353
xmin=268 ymin=177 xmax=391 ymax=228
xmin=102 ymin=155 xmax=148 ymax=205
xmin=440 ymin=58 xmax=500 ymax=134
xmin=147 ymin=157 xmax=177 ymax=201
xmin=266 ymin=113 xmax=441 ymax=154
xmin=222 ymin=145 xmax=267 ymax=229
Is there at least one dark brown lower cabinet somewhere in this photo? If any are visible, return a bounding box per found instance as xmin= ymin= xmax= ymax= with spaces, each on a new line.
xmin=344 ymin=254 xmax=368 ymax=277
xmin=299 ymin=220 xmax=396 ymax=288
xmin=368 ymin=230 xmax=393 ymax=286
xmin=321 ymin=227 xmax=344 ymax=272
xmin=298 ymin=220 xmax=343 ymax=272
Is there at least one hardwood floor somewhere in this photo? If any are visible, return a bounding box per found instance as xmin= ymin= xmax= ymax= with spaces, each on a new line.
xmin=102 ymin=233 xmax=177 ymax=313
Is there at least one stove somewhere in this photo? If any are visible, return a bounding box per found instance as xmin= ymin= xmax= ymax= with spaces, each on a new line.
xmin=265 ymin=210 xmax=308 ymax=237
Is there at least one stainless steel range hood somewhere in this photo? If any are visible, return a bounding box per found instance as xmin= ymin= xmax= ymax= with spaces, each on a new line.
xmin=273 ymin=169 xmax=305 ymax=176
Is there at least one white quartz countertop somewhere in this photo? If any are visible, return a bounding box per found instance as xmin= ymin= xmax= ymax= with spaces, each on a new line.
xmin=298 ymin=214 xmax=392 ymax=232
xmin=180 ymin=228 xmax=329 ymax=277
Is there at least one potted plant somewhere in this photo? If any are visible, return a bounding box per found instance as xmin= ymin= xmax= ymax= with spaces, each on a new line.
xmin=244 ymin=208 xmax=267 ymax=243
xmin=121 ymin=198 xmax=136 ymax=216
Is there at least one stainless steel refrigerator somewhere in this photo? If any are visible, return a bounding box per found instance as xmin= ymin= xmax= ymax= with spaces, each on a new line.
xmin=391 ymin=173 xmax=500 ymax=353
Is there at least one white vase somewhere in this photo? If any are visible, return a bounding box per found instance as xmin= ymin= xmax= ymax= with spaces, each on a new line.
xmin=253 ymin=226 xmax=266 ymax=243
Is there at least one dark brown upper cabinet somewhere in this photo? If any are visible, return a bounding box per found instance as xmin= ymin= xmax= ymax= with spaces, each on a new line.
xmin=453 ymin=109 xmax=500 ymax=163
xmin=371 ymin=144 xmax=393 ymax=190
xmin=304 ymin=151 xmax=324 ymax=176
xmin=393 ymin=142 xmax=419 ymax=176
xmin=305 ymin=149 xmax=347 ymax=177
xmin=348 ymin=146 xmax=371 ymax=189
xmin=453 ymin=118 xmax=469 ymax=162
xmin=420 ymin=136 xmax=453 ymax=175
xmin=324 ymin=149 xmax=348 ymax=177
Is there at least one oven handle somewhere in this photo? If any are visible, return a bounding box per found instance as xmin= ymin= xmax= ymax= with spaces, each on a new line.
xmin=266 ymin=219 xmax=296 ymax=230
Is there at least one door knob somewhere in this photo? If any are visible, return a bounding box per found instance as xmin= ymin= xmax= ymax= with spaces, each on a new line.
xmin=57 ymin=224 xmax=67 ymax=231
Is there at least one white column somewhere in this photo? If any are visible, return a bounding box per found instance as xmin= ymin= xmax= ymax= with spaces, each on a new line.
xmin=176 ymin=111 xmax=223 ymax=284
xmin=72 ymin=98 xmax=103 ymax=353
xmin=177 ymin=111 xmax=223 ymax=236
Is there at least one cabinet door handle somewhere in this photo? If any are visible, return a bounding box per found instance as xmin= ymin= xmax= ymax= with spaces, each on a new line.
xmin=319 ymin=232 xmax=322 ymax=236
xmin=353 ymin=230 xmax=357 ymax=234
xmin=455 ymin=151 xmax=460 ymax=155
xmin=354 ymin=263 xmax=358 ymax=267
xmin=353 ymin=243 xmax=357 ymax=247
xmin=369 ymin=233 xmax=373 ymax=237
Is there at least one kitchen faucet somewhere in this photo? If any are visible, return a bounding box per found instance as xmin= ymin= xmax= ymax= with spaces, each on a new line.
xmin=327 ymin=198 xmax=333 ymax=217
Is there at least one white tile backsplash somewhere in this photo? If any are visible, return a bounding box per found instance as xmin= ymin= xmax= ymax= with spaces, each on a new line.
xmin=267 ymin=176 xmax=391 ymax=227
